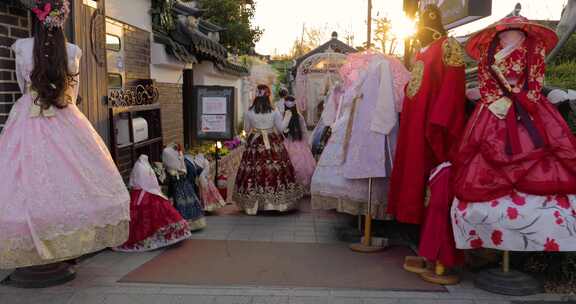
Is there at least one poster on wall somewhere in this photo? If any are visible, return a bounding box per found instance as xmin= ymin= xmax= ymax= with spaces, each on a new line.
xmin=191 ymin=86 xmax=235 ymax=141
xmin=201 ymin=115 xmax=227 ymax=133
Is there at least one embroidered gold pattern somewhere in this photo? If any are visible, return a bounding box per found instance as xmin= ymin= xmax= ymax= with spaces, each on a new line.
xmin=442 ymin=38 xmax=465 ymax=67
xmin=406 ymin=60 xmax=424 ymax=99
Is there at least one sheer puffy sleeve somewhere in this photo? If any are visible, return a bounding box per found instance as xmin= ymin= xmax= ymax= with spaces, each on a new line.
xmin=273 ymin=110 xmax=286 ymax=133
xmin=243 ymin=110 xmax=253 ymax=133
xmin=68 ymin=45 xmax=83 ymax=104
xmin=11 ymin=40 xmax=25 ymax=93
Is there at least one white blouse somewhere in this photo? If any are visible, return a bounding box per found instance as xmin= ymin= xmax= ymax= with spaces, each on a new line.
xmin=244 ymin=109 xmax=288 ymax=133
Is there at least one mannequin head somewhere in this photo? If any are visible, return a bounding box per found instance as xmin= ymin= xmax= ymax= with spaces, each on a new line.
xmin=30 ymin=0 xmax=74 ymax=109
xmin=497 ymin=29 xmax=526 ymax=47
xmin=417 ymin=5 xmax=447 ymax=48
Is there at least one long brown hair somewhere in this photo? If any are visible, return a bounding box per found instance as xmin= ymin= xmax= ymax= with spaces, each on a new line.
xmin=249 ymin=84 xmax=273 ymax=114
xmin=284 ymin=96 xmax=303 ymax=141
xmin=31 ymin=3 xmax=75 ymax=109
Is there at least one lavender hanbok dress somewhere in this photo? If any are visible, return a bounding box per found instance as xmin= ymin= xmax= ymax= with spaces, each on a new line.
xmin=311 ymin=54 xmax=409 ymax=219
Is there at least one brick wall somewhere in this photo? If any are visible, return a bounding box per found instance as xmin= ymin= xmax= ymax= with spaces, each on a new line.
xmin=0 ymin=0 xmax=30 ymax=132
xmin=123 ymin=25 xmax=150 ymax=82
xmin=157 ymin=82 xmax=184 ymax=145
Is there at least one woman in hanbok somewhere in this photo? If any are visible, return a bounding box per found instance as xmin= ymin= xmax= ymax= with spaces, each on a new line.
xmin=0 ymin=0 xmax=129 ymax=269
xmin=233 ymin=85 xmax=304 ymax=215
xmin=163 ymin=144 xmax=206 ymax=231
xmin=281 ymin=96 xmax=316 ymax=189
xmin=114 ymin=155 xmax=191 ymax=252
xmin=452 ymin=16 xmax=576 ymax=251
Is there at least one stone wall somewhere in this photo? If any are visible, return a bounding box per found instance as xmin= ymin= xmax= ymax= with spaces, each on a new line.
xmin=0 ymin=0 xmax=30 ymax=132
xmin=157 ymin=82 xmax=184 ymax=145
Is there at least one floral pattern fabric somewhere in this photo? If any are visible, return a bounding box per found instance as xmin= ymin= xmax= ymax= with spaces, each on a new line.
xmin=453 ymin=37 xmax=576 ymax=203
xmin=114 ymin=190 xmax=191 ymax=252
xmin=452 ymin=193 xmax=576 ymax=251
xmin=234 ymin=132 xmax=304 ymax=215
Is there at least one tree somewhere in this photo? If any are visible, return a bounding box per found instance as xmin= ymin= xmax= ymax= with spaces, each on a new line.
xmin=289 ymin=26 xmax=328 ymax=58
xmin=197 ymin=0 xmax=263 ymax=55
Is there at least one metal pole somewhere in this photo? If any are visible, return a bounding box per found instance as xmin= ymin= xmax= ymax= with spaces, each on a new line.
xmin=502 ymin=251 xmax=510 ymax=273
xmin=367 ymin=0 xmax=373 ymax=48
xmin=362 ymin=178 xmax=374 ymax=246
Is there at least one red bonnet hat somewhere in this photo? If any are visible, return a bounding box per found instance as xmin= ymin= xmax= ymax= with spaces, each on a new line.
xmin=465 ymin=15 xmax=558 ymax=61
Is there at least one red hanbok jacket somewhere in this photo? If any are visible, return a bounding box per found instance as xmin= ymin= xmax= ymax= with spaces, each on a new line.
xmin=387 ymin=37 xmax=467 ymax=225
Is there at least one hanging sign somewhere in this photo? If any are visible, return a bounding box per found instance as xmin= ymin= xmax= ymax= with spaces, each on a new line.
xmin=420 ymin=0 xmax=492 ymax=29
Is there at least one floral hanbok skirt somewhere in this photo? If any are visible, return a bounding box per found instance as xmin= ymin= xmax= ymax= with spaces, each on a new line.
xmin=114 ymin=189 xmax=191 ymax=252
xmin=452 ymin=193 xmax=576 ymax=252
xmin=167 ymin=174 xmax=206 ymax=230
xmin=233 ymin=132 xmax=304 ymax=215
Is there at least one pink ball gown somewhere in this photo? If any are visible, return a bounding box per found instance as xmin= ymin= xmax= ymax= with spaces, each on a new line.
xmin=282 ymin=113 xmax=316 ymax=188
xmin=0 ymin=38 xmax=130 ymax=269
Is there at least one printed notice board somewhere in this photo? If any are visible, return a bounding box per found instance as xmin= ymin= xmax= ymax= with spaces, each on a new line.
xmin=193 ymin=86 xmax=235 ymax=140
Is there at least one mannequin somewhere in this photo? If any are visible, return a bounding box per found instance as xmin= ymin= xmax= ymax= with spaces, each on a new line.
xmin=387 ymin=4 xmax=467 ymax=284
xmin=0 ymin=0 xmax=130 ymax=287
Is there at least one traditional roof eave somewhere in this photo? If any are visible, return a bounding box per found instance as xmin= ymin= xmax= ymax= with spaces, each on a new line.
xmin=173 ymin=1 xmax=204 ymax=17
xmin=199 ymin=19 xmax=226 ymax=33
xmin=294 ymin=37 xmax=357 ymax=69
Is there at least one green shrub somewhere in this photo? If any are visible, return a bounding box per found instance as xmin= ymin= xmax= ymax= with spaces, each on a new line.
xmin=546 ymin=60 xmax=576 ymax=89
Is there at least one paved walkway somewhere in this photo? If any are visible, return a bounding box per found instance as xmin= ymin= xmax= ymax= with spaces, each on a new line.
xmin=0 ymin=203 xmax=571 ymax=304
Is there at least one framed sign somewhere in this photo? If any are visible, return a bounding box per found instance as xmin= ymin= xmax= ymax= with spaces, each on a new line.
xmin=192 ymin=86 xmax=235 ymax=141
xmin=420 ymin=0 xmax=492 ymax=29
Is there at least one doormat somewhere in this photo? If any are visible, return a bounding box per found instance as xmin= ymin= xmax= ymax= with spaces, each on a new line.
xmin=120 ymin=240 xmax=446 ymax=292
xmin=512 ymin=302 xmax=576 ymax=304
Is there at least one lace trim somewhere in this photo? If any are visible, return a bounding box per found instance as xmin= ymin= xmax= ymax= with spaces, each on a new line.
xmin=113 ymin=221 xmax=191 ymax=252
xmin=0 ymin=221 xmax=129 ymax=269
xmin=311 ymin=194 xmax=391 ymax=220
xmin=234 ymin=183 xmax=305 ymax=215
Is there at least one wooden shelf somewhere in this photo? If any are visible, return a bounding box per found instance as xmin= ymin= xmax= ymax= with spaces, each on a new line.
xmin=111 ymin=103 xmax=161 ymax=114
xmin=134 ymin=137 xmax=162 ymax=149
xmin=109 ymin=96 xmax=164 ymax=183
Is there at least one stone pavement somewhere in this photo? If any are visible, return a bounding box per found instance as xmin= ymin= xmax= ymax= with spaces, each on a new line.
xmin=0 ymin=204 xmax=572 ymax=304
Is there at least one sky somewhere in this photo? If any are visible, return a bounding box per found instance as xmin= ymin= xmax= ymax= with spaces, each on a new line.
xmin=253 ymin=0 xmax=568 ymax=56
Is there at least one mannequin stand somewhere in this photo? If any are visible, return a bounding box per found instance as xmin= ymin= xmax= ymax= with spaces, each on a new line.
xmin=4 ymin=262 xmax=76 ymax=288
xmin=420 ymin=262 xmax=460 ymax=285
xmin=474 ymin=251 xmax=542 ymax=296
xmin=350 ymin=178 xmax=388 ymax=253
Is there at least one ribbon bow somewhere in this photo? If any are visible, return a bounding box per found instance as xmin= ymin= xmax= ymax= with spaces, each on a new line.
xmin=29 ymin=88 xmax=56 ymax=118
xmin=32 ymin=3 xmax=52 ymax=22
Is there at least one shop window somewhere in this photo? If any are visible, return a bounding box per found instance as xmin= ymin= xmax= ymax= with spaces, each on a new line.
xmin=106 ymin=34 xmax=121 ymax=52
xmin=108 ymin=73 xmax=123 ymax=89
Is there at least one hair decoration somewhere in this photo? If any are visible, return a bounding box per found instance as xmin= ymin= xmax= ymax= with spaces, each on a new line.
xmin=32 ymin=0 xmax=70 ymax=29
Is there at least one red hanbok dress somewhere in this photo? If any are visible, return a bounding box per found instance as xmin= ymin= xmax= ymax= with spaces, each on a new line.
xmin=114 ymin=155 xmax=191 ymax=252
xmin=452 ymin=28 xmax=576 ymax=251
xmin=387 ymin=37 xmax=467 ymax=225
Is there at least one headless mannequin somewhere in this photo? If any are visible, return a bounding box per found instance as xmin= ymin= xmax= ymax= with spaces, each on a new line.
xmin=403 ymin=9 xmax=461 ymax=285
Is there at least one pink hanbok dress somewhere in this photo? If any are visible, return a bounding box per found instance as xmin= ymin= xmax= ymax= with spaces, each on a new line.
xmin=0 ymin=39 xmax=130 ymax=269
xmin=281 ymin=112 xmax=316 ymax=188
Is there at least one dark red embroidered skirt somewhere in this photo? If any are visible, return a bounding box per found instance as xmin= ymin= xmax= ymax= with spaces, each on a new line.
xmin=233 ymin=132 xmax=304 ymax=214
